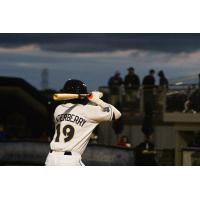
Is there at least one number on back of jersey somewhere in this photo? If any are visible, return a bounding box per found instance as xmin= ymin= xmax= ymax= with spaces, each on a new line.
xmin=55 ymin=124 xmax=75 ymax=142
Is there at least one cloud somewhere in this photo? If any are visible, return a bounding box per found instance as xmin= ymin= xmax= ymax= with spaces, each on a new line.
xmin=0 ymin=44 xmax=39 ymax=53
xmin=0 ymin=33 xmax=200 ymax=53
xmin=0 ymin=39 xmax=200 ymax=90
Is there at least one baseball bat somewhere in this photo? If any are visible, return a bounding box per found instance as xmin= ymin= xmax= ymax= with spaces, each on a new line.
xmin=53 ymin=93 xmax=91 ymax=101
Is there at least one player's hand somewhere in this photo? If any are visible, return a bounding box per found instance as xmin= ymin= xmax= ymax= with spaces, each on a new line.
xmin=87 ymin=91 xmax=103 ymax=105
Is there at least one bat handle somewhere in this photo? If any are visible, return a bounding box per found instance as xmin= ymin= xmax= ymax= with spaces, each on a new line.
xmin=78 ymin=93 xmax=92 ymax=99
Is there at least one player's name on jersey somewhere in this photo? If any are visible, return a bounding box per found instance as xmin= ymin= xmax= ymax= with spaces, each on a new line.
xmin=55 ymin=113 xmax=86 ymax=127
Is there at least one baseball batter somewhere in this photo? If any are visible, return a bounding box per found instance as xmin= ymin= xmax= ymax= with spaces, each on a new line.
xmin=45 ymin=79 xmax=121 ymax=166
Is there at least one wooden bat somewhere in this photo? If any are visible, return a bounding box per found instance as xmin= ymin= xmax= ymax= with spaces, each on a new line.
xmin=53 ymin=93 xmax=91 ymax=101
xmin=53 ymin=91 xmax=103 ymax=101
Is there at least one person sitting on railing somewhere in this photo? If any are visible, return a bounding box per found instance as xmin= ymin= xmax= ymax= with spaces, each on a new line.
xmin=183 ymin=73 xmax=200 ymax=113
xmin=108 ymin=71 xmax=123 ymax=107
xmin=183 ymin=87 xmax=200 ymax=113
xmin=124 ymin=67 xmax=140 ymax=106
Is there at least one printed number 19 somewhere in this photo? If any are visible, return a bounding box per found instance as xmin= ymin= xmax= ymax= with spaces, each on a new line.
xmin=55 ymin=124 xmax=75 ymax=142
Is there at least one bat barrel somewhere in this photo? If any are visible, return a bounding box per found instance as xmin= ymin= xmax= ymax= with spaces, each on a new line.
xmin=53 ymin=94 xmax=62 ymax=100
xmin=53 ymin=93 xmax=91 ymax=101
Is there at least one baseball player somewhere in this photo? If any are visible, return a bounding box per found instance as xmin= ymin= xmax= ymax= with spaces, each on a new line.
xmin=45 ymin=79 xmax=121 ymax=166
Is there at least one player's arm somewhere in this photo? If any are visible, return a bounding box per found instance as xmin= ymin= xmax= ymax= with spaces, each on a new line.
xmin=88 ymin=91 xmax=121 ymax=120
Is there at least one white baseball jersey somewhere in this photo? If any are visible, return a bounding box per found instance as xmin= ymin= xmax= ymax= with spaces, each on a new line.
xmin=50 ymin=102 xmax=114 ymax=155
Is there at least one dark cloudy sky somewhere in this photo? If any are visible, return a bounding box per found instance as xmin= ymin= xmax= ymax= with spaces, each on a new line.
xmin=0 ymin=33 xmax=200 ymax=90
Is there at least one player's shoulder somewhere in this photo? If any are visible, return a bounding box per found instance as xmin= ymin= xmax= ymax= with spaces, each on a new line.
xmin=54 ymin=103 xmax=102 ymax=117
xmin=54 ymin=103 xmax=73 ymax=112
xmin=82 ymin=103 xmax=101 ymax=111
xmin=75 ymin=103 xmax=103 ymax=117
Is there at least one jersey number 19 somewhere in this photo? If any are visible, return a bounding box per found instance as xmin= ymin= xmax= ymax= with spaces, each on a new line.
xmin=55 ymin=124 xmax=75 ymax=142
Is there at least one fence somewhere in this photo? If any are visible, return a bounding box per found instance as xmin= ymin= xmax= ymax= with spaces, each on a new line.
xmin=100 ymin=84 xmax=200 ymax=114
xmin=0 ymin=141 xmax=134 ymax=166
xmin=0 ymin=141 xmax=175 ymax=166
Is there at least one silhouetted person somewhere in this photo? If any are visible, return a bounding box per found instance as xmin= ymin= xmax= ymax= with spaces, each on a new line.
xmin=108 ymin=71 xmax=123 ymax=107
xmin=143 ymin=69 xmax=155 ymax=88
xmin=142 ymin=69 xmax=156 ymax=115
xmin=112 ymin=102 xmax=124 ymax=142
xmin=112 ymin=116 xmax=124 ymax=135
xmin=134 ymin=135 xmax=157 ymax=166
xmin=158 ymin=70 xmax=168 ymax=90
xmin=135 ymin=120 xmax=157 ymax=166
xmin=141 ymin=115 xmax=154 ymax=137
xmin=157 ymin=70 xmax=168 ymax=112
xmin=124 ymin=67 xmax=140 ymax=106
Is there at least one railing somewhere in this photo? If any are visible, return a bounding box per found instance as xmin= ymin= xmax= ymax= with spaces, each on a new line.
xmin=99 ymin=84 xmax=200 ymax=115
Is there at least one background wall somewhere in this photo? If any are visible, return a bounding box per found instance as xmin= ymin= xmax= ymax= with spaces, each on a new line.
xmin=98 ymin=122 xmax=176 ymax=149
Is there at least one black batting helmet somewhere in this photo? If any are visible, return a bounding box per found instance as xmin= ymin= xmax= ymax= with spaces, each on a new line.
xmin=62 ymin=79 xmax=88 ymax=94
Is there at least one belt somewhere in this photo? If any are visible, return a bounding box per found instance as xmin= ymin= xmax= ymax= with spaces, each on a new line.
xmin=50 ymin=150 xmax=72 ymax=155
